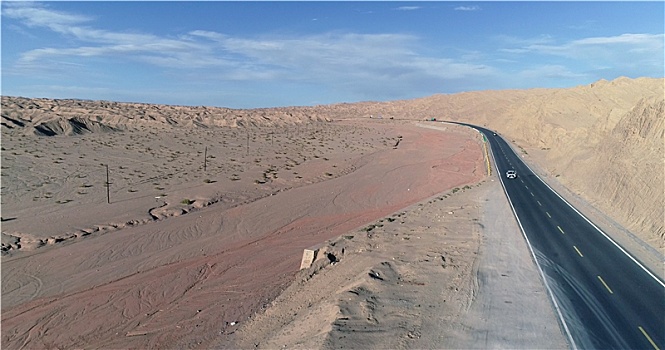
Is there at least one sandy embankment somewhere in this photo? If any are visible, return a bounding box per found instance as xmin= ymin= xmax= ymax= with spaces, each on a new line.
xmin=2 ymin=119 xmax=485 ymax=349
xmin=232 ymin=178 xmax=568 ymax=349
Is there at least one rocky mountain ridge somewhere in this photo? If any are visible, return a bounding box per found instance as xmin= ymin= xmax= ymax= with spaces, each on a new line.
xmin=1 ymin=97 xmax=332 ymax=136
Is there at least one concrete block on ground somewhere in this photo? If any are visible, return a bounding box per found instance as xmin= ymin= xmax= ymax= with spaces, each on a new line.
xmin=300 ymin=242 xmax=328 ymax=270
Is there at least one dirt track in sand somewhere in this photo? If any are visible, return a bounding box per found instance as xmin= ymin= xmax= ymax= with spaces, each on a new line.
xmin=2 ymin=121 xmax=484 ymax=349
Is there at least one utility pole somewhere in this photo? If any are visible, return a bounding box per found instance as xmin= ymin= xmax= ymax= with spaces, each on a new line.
xmin=105 ymin=164 xmax=110 ymax=204
xmin=204 ymin=146 xmax=207 ymax=171
xmin=247 ymin=131 xmax=250 ymax=156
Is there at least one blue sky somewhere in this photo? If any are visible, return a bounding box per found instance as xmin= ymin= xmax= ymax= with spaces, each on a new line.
xmin=2 ymin=1 xmax=663 ymax=109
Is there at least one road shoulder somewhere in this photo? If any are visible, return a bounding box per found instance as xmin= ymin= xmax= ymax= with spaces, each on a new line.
xmin=438 ymin=178 xmax=569 ymax=349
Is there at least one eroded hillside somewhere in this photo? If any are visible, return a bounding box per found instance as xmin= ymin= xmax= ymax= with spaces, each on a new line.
xmin=1 ymin=97 xmax=331 ymax=136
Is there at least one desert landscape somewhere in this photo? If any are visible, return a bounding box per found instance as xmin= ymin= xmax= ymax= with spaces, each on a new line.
xmin=1 ymin=76 xmax=663 ymax=349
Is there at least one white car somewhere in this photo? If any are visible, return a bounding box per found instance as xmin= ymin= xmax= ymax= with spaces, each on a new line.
xmin=506 ymin=170 xmax=517 ymax=179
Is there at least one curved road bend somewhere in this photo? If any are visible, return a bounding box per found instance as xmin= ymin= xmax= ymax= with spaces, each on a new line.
xmin=456 ymin=123 xmax=664 ymax=350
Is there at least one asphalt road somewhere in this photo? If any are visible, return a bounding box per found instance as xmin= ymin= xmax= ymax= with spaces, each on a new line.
xmin=459 ymin=123 xmax=664 ymax=350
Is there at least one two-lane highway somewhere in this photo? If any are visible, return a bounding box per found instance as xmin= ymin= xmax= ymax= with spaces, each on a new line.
xmin=459 ymin=123 xmax=664 ymax=349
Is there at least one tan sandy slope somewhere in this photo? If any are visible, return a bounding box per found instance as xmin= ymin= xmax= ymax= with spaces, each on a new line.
xmin=313 ymin=77 xmax=664 ymax=249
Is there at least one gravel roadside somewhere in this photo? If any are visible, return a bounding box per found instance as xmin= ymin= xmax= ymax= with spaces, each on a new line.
xmin=437 ymin=178 xmax=569 ymax=349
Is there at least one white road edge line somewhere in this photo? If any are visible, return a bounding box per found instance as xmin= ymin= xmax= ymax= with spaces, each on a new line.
xmin=510 ymin=139 xmax=665 ymax=289
xmin=481 ymin=129 xmax=578 ymax=350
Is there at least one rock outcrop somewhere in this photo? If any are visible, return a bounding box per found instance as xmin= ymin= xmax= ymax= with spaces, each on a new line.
xmin=0 ymin=97 xmax=332 ymax=136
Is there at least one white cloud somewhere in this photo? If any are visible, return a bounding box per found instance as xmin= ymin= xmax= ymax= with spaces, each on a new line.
xmin=395 ymin=6 xmax=421 ymax=11
xmin=517 ymin=65 xmax=588 ymax=80
xmin=6 ymin=2 xmax=207 ymax=69
xmin=4 ymin=2 xmax=500 ymax=102
xmin=495 ymin=34 xmax=554 ymax=46
xmin=506 ymin=33 xmax=664 ymax=59
xmin=499 ymin=48 xmax=529 ymax=54
xmin=573 ymin=33 xmax=659 ymax=46
xmin=3 ymin=2 xmax=92 ymax=28
xmin=501 ymin=33 xmax=664 ymax=76
xmin=188 ymin=30 xmax=496 ymax=86
xmin=492 ymin=32 xmax=665 ymax=88
xmin=454 ymin=5 xmax=480 ymax=11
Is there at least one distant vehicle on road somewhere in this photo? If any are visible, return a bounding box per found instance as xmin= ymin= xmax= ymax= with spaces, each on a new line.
xmin=506 ymin=170 xmax=517 ymax=179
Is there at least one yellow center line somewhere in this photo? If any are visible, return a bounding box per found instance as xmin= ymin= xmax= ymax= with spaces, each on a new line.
xmin=639 ymin=326 xmax=660 ymax=350
xmin=557 ymin=225 xmax=564 ymax=234
xmin=573 ymin=246 xmax=583 ymax=257
xmin=597 ymin=275 xmax=614 ymax=294
xmin=546 ymin=212 xmax=552 ymax=218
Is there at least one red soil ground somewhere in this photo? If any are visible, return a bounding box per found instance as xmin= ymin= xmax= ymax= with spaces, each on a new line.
xmin=1 ymin=121 xmax=484 ymax=349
